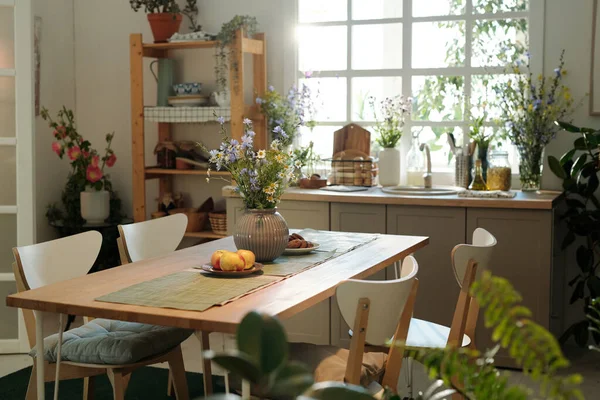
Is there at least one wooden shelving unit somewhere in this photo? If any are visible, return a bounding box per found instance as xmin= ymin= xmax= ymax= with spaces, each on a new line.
xmin=130 ymin=30 xmax=268 ymax=227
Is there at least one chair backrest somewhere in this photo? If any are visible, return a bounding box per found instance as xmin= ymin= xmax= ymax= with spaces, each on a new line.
xmin=12 ymin=231 xmax=102 ymax=291
xmin=118 ymin=214 xmax=187 ymax=262
xmin=452 ymin=227 xmax=496 ymax=287
xmin=336 ymin=256 xmax=419 ymax=346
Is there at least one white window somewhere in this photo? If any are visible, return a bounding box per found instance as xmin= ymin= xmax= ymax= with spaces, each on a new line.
xmin=294 ymin=0 xmax=543 ymax=184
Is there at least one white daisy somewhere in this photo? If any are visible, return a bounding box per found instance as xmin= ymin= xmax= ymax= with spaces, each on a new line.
xmin=257 ymin=149 xmax=266 ymax=159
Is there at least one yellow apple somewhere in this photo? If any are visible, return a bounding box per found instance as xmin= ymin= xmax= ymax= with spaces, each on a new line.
xmin=220 ymin=251 xmax=245 ymax=272
xmin=236 ymin=250 xmax=256 ymax=270
xmin=210 ymin=250 xmax=228 ymax=271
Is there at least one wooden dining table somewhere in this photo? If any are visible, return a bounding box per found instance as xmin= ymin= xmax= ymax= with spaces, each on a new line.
xmin=6 ymin=232 xmax=428 ymax=400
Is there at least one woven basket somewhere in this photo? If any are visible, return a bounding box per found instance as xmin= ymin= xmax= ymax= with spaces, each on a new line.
xmin=168 ymin=208 xmax=207 ymax=232
xmin=209 ymin=211 xmax=227 ymax=236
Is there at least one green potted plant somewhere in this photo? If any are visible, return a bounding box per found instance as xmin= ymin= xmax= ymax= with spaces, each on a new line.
xmin=369 ymin=95 xmax=412 ymax=187
xmin=129 ymin=0 xmax=199 ymax=43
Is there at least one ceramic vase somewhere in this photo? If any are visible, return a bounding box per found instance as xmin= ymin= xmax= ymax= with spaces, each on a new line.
xmin=378 ymin=148 xmax=401 ymax=187
xmin=518 ymin=145 xmax=544 ymax=192
xmin=234 ymin=208 xmax=289 ymax=262
xmin=80 ymin=189 xmax=110 ymax=224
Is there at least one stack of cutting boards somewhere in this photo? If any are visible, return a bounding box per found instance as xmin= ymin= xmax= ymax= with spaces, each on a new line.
xmin=329 ymin=124 xmax=378 ymax=186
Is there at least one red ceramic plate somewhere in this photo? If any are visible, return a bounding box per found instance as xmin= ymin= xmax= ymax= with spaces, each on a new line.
xmin=198 ymin=263 xmax=264 ymax=276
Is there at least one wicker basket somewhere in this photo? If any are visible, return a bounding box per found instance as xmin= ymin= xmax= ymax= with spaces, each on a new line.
xmin=209 ymin=211 xmax=227 ymax=236
xmin=168 ymin=208 xmax=207 ymax=232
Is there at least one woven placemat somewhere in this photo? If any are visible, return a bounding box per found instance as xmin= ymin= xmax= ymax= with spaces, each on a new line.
xmin=262 ymin=250 xmax=336 ymax=276
xmin=298 ymin=229 xmax=379 ymax=253
xmin=96 ymin=271 xmax=281 ymax=312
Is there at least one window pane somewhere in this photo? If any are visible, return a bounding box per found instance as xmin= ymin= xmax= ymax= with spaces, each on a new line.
xmin=299 ymin=0 xmax=347 ymax=23
xmin=0 ymin=77 xmax=15 ymax=137
xmin=412 ymin=21 xmax=465 ymax=68
xmin=412 ymin=0 xmax=465 ymax=17
xmin=473 ymin=0 xmax=528 ymax=13
xmin=471 ymin=74 xmax=515 ymax=121
xmin=299 ymin=125 xmax=341 ymax=158
xmin=472 ymin=19 xmax=528 ymax=67
xmin=351 ymin=77 xmax=402 ymax=121
xmin=352 ymin=23 xmax=403 ymax=70
xmin=0 ymin=214 xmax=16 ymax=273
xmin=353 ymin=0 xmax=402 ymax=20
xmin=412 ymin=126 xmax=463 ymax=171
xmin=300 ymin=77 xmax=347 ymax=122
xmin=412 ymin=76 xmax=464 ymax=121
xmin=298 ymin=26 xmax=347 ymax=71
xmin=0 ymin=145 xmax=16 ymax=205
xmin=0 ymin=7 xmax=15 ymax=69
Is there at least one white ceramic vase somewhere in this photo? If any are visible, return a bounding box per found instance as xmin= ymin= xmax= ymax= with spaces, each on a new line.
xmin=80 ymin=189 xmax=110 ymax=224
xmin=378 ymin=148 xmax=401 ymax=187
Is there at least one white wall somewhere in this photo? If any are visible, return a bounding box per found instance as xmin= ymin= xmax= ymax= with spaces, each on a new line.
xmin=33 ymin=0 xmax=76 ymax=242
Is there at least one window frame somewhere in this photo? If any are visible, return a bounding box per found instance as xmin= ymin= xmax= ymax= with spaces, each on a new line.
xmin=287 ymin=0 xmax=545 ymax=187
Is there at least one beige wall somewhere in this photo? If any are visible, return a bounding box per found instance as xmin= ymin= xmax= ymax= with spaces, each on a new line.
xmin=33 ymin=0 xmax=76 ymax=242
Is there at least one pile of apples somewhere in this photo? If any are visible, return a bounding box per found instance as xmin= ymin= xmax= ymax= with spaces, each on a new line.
xmin=210 ymin=249 xmax=256 ymax=271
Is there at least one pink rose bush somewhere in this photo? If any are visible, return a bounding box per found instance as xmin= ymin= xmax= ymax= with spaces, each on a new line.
xmin=41 ymin=106 xmax=117 ymax=191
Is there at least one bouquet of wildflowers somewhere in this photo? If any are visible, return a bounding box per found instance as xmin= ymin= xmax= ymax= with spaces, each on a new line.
xmin=369 ymin=95 xmax=412 ymax=148
xmin=207 ymin=117 xmax=299 ymax=209
xmin=256 ymin=83 xmax=317 ymax=146
xmin=41 ymin=106 xmax=117 ymax=191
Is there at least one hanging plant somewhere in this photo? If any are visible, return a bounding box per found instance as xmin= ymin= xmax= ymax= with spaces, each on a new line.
xmin=215 ymin=15 xmax=258 ymax=93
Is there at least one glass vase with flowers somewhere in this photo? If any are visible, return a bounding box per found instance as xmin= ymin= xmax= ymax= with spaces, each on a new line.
xmin=206 ymin=117 xmax=299 ymax=261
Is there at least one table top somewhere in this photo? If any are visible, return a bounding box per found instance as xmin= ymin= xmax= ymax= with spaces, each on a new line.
xmin=6 ymin=233 xmax=428 ymax=333
xmin=50 ymin=218 xmax=134 ymax=229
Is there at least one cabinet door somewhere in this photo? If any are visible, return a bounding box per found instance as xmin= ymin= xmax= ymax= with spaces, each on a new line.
xmin=387 ymin=206 xmax=466 ymax=327
xmin=330 ymin=203 xmax=387 ymax=347
xmin=467 ymin=208 xmax=552 ymax=367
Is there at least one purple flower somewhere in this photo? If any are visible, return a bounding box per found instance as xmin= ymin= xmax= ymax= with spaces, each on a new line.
xmin=230 ymin=139 xmax=239 ymax=146
xmin=240 ymin=168 xmax=248 ymax=175
xmin=304 ymin=70 xmax=313 ymax=79
xmin=256 ymin=97 xmax=264 ymax=105
xmin=273 ymin=126 xmax=284 ymax=134
xmin=533 ymin=99 xmax=542 ymax=110
xmin=554 ymin=68 xmax=561 ymax=78
xmin=242 ymin=135 xmax=253 ymax=149
xmin=246 ymin=130 xmax=256 ymax=138
xmin=268 ymin=85 xmax=275 ymax=91
xmin=243 ymin=118 xmax=252 ymax=126
xmin=217 ymin=116 xmax=225 ymax=125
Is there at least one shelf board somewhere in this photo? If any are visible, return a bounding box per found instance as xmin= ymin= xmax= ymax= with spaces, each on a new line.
xmin=184 ymin=230 xmax=226 ymax=239
xmin=145 ymin=167 xmax=230 ymax=178
xmin=143 ymin=40 xmax=219 ymax=50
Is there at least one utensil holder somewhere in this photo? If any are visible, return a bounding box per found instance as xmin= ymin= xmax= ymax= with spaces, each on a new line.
xmin=455 ymin=154 xmax=472 ymax=188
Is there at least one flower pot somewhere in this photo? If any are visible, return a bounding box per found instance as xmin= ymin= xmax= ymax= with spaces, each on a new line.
xmin=234 ymin=208 xmax=289 ymax=262
xmin=147 ymin=13 xmax=182 ymax=43
xmin=80 ymin=190 xmax=110 ymax=224
xmin=378 ymin=148 xmax=401 ymax=187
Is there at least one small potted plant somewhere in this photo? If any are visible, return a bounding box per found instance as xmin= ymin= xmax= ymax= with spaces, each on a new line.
xmin=370 ymin=95 xmax=412 ymax=187
xmin=129 ymin=0 xmax=199 ymax=43
xmin=41 ymin=106 xmax=117 ymax=224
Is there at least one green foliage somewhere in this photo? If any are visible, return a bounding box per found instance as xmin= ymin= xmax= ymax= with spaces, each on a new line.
xmin=547 ymin=122 xmax=600 ymax=347
xmin=293 ymin=141 xmax=320 ymax=177
xmin=215 ymin=15 xmax=258 ymax=92
xmin=128 ymin=0 xmax=180 ymax=13
xmin=369 ymin=96 xmax=411 ymax=148
xmin=588 ymin=298 xmax=600 ymax=353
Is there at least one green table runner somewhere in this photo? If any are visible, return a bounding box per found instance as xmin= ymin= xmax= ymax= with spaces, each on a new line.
xmin=298 ymin=229 xmax=379 ymax=253
xmin=262 ymin=250 xmax=336 ymax=276
xmin=96 ymin=271 xmax=281 ymax=312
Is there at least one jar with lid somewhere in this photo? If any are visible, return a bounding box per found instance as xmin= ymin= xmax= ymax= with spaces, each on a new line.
xmin=406 ymin=133 xmax=425 ymax=186
xmin=487 ymin=150 xmax=512 ymax=191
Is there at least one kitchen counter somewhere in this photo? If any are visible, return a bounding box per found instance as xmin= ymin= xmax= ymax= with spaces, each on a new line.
xmin=223 ymin=186 xmax=562 ymax=210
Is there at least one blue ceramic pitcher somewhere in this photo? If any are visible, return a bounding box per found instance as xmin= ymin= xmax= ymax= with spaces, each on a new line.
xmin=150 ymin=59 xmax=175 ymax=106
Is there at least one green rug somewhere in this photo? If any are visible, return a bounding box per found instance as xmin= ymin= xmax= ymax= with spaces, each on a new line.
xmin=0 ymin=366 xmax=224 ymax=399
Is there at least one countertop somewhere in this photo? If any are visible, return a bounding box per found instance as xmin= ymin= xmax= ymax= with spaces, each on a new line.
xmin=222 ymin=186 xmax=563 ymax=210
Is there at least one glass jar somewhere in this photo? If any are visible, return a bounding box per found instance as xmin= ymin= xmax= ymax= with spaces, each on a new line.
xmin=487 ymin=150 xmax=512 ymax=191
xmin=406 ymin=133 xmax=424 ymax=186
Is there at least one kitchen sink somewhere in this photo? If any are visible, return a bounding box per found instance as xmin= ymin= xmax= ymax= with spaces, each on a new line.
xmin=380 ymin=186 xmax=462 ymax=196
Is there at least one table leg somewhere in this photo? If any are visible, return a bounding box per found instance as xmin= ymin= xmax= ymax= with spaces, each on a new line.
xmin=53 ymin=313 xmax=64 ymax=400
xmin=33 ymin=310 xmax=45 ymax=400
xmin=194 ymin=330 xmax=213 ymax=396
xmin=242 ymin=380 xmax=250 ymax=399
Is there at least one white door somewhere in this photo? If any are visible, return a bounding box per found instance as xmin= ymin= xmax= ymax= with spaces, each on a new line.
xmin=0 ymin=0 xmax=35 ymax=354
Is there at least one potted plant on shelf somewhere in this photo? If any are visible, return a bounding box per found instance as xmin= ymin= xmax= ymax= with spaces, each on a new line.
xmin=129 ymin=0 xmax=199 ymax=43
xmin=41 ymin=106 xmax=118 ymax=225
xmin=205 ymin=116 xmax=299 ymax=262
xmin=256 ymin=83 xmax=317 ymax=148
xmin=370 ymin=95 xmax=411 ymax=187
xmin=495 ymin=50 xmax=580 ymax=191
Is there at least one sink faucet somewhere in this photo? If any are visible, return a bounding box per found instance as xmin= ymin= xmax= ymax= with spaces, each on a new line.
xmin=419 ymin=143 xmax=432 ymax=188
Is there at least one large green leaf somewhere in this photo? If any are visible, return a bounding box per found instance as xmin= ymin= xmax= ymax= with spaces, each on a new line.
xmin=204 ymin=350 xmax=262 ymax=384
xmin=304 ymin=382 xmax=375 ymax=400
xmin=548 ymin=155 xmax=566 ymax=179
xmin=571 ymin=154 xmax=588 ymax=177
xmin=557 ymin=121 xmax=582 ymax=132
xmin=236 ymin=311 xmax=288 ymax=375
xmin=587 ymin=276 xmax=600 ymax=298
xmin=560 ymin=148 xmax=577 ymax=165
xmin=574 ymin=137 xmax=588 ymax=151
xmin=270 ymin=361 xmax=315 ymax=397
xmin=574 ymin=320 xmax=590 ymax=347
xmin=576 ymin=245 xmax=593 ymax=272
xmin=570 ymin=281 xmax=585 ymax=304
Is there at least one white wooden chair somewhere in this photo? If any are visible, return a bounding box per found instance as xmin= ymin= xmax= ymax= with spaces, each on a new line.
xmin=290 ymin=256 xmax=419 ymax=391
xmin=117 ymin=214 xmax=187 ymax=263
xmin=403 ymin=228 xmax=497 ymax=398
xmin=12 ymin=231 xmax=191 ymax=400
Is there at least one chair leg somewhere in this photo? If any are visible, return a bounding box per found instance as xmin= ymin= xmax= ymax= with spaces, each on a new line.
xmin=167 ymin=347 xmax=190 ymax=400
xmin=26 ymin=364 xmax=37 ymax=400
xmin=167 ymin=370 xmax=174 ymax=397
xmin=107 ymin=369 xmax=128 ymax=400
xmin=406 ymin=357 xmax=414 ymax=399
xmin=83 ymin=376 xmax=95 ymax=400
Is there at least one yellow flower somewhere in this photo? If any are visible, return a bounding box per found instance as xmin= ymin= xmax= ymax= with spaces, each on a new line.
xmin=275 ymin=154 xmax=285 ymax=163
xmin=528 ymin=104 xmax=533 ymax=112
xmin=562 ymin=69 xmax=568 ymax=76
xmin=267 ymin=195 xmax=275 ymax=203
xmin=268 ymin=182 xmax=278 ymax=190
xmin=263 ymin=187 xmax=274 ymax=195
xmin=565 ymin=92 xmax=571 ymax=101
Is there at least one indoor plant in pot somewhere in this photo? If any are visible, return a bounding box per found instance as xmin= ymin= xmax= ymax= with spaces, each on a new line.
xmin=206 ymin=117 xmax=299 ymax=262
xmin=41 ymin=106 xmax=117 ymax=224
xmin=370 ymin=95 xmax=411 ymax=187
xmin=129 ymin=0 xmax=199 ymax=43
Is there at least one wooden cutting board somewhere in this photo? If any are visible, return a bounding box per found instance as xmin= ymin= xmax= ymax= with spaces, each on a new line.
xmin=333 ymin=123 xmax=371 ymax=156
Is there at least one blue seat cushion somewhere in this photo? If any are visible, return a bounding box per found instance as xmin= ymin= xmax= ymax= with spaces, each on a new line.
xmin=30 ymin=319 xmax=193 ymax=365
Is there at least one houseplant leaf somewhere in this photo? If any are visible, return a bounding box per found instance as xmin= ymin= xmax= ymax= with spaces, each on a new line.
xmin=204 ymin=350 xmax=262 ymax=384
xmin=548 ymin=155 xmax=566 ymax=179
